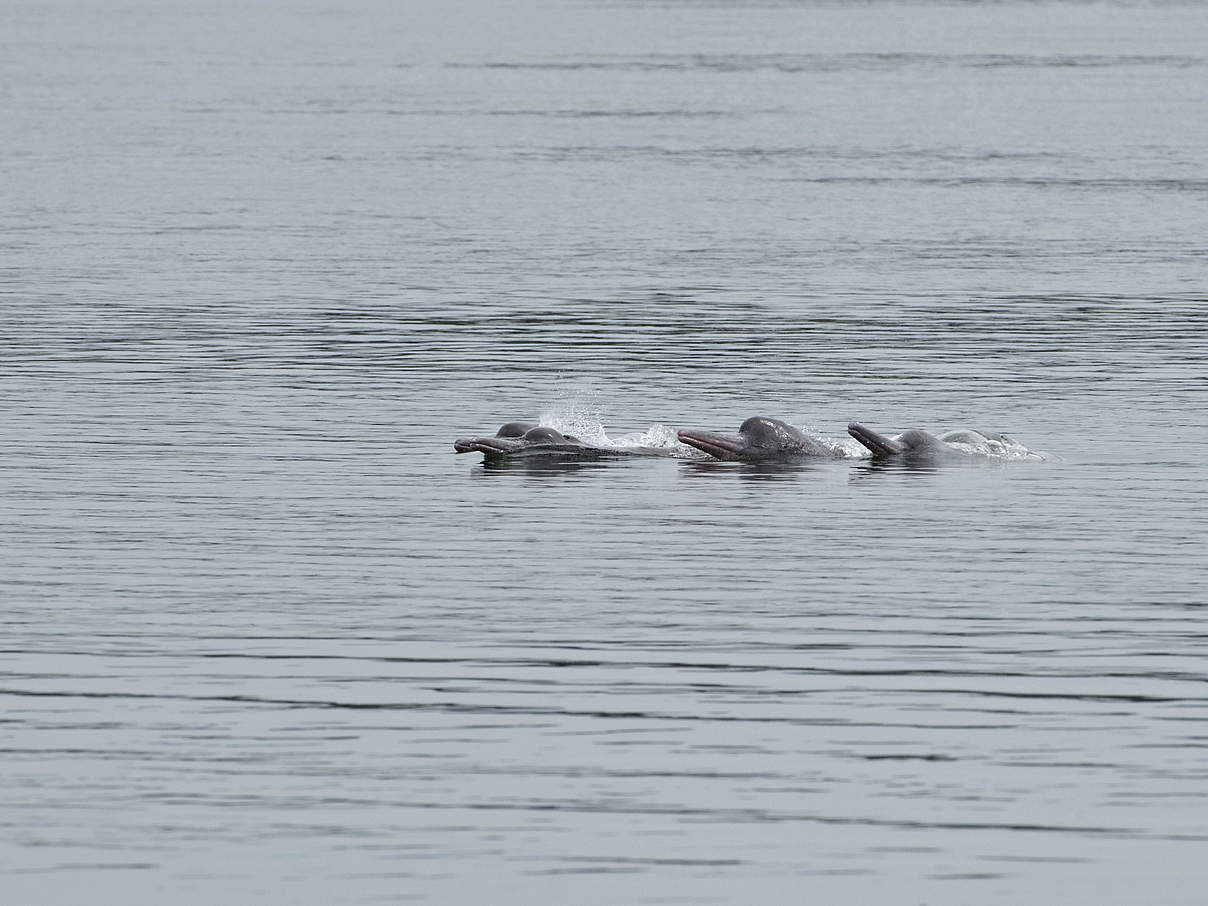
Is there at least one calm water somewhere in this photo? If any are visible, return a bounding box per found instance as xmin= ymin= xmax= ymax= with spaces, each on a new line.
xmin=4 ymin=0 xmax=1208 ymax=902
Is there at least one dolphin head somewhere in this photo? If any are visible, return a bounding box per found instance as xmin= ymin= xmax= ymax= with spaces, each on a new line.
xmin=848 ymin=423 xmax=964 ymax=459
xmin=494 ymin=422 xmax=536 ymax=439
xmin=896 ymin=429 xmax=947 ymax=452
xmin=678 ymin=417 xmax=834 ymax=461
xmin=454 ymin=423 xmax=584 ymax=457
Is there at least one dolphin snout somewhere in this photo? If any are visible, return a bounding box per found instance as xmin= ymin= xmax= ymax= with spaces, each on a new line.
xmin=677 ymin=429 xmax=746 ymax=461
xmin=454 ymin=436 xmax=517 ymax=455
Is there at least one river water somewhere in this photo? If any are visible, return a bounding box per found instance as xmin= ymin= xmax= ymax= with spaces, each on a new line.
xmin=3 ymin=0 xmax=1207 ymax=902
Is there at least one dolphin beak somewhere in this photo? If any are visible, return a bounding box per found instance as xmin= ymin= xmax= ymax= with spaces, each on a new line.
xmin=677 ymin=429 xmax=747 ymax=461
xmin=453 ymin=436 xmax=522 ymax=455
xmin=847 ymin=423 xmax=906 ymax=457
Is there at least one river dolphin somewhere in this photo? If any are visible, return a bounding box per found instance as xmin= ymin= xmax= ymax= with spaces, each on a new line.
xmin=677 ymin=417 xmax=846 ymax=462
xmin=848 ymin=422 xmax=973 ymax=460
xmin=455 ymin=422 xmax=682 ymax=459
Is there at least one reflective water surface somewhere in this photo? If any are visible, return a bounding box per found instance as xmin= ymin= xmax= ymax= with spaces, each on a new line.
xmin=3 ymin=0 xmax=1207 ymax=902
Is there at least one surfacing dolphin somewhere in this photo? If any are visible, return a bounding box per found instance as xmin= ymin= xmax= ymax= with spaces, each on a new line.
xmin=848 ymin=423 xmax=973 ymax=460
xmin=454 ymin=422 xmax=682 ymax=459
xmin=677 ymin=417 xmax=846 ymax=462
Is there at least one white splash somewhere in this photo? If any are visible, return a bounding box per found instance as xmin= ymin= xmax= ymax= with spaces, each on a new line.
xmin=835 ymin=436 xmax=874 ymax=458
xmin=611 ymin=423 xmax=693 ymax=452
xmin=538 ymin=396 xmax=697 ymax=455
xmin=539 ymin=395 xmax=610 ymax=446
xmin=939 ymin=429 xmax=1047 ymax=461
xmin=799 ymin=422 xmax=867 ymax=459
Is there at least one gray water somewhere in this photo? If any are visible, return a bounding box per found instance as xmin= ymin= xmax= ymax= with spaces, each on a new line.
xmin=4 ymin=0 xmax=1208 ymax=902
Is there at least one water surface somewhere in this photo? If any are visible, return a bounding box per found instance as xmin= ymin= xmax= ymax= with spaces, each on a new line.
xmin=3 ymin=0 xmax=1207 ymax=902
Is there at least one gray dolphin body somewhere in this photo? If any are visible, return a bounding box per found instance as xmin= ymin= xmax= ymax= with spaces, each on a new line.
xmin=677 ymin=417 xmax=846 ymax=462
xmin=847 ymin=423 xmax=971 ymax=460
xmin=454 ymin=422 xmax=679 ymax=459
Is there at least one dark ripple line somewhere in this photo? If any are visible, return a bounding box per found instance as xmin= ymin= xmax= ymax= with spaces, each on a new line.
xmin=2 ymin=685 xmax=1174 ymax=726
xmin=11 ymin=863 xmax=156 ymax=873
xmin=903 ymin=687 xmax=1204 ymax=703
xmin=129 ymin=793 xmax=1151 ymax=838
xmin=553 ymin=856 xmax=743 ymax=866
xmin=0 ymin=687 xmax=1019 ymax=726
xmin=450 ymin=52 xmax=1204 ymax=72
xmin=393 ymin=799 xmax=1147 ymax=839
xmin=8 ymin=651 xmax=1204 ymax=685
xmin=777 ymin=176 xmax=1208 ymax=192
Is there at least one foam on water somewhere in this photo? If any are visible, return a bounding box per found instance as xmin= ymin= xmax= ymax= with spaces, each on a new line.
xmin=940 ymin=429 xmax=1047 ymax=461
xmin=610 ymin=422 xmax=693 ymax=452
